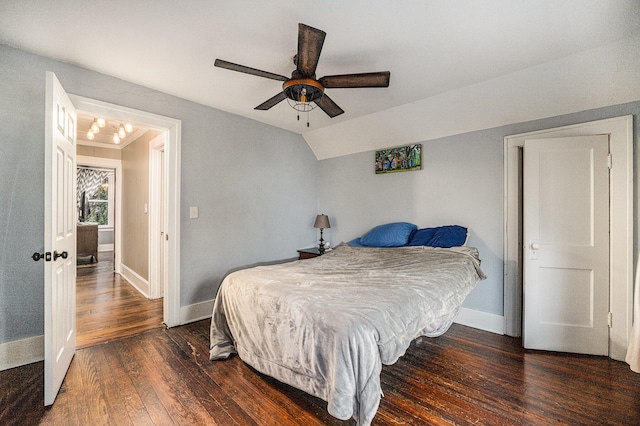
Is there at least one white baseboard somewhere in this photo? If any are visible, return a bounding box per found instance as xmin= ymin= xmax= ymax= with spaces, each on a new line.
xmin=98 ymin=244 xmax=114 ymax=252
xmin=0 ymin=335 xmax=44 ymax=371
xmin=120 ymin=264 xmax=150 ymax=298
xmin=454 ymin=307 xmax=504 ymax=335
xmin=180 ymin=299 xmax=214 ymax=325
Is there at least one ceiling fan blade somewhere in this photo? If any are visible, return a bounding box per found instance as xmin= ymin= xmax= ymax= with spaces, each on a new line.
xmin=255 ymin=92 xmax=288 ymax=110
xmin=296 ymin=23 xmax=326 ymax=78
xmin=215 ymin=59 xmax=289 ymax=82
xmin=315 ymin=94 xmax=344 ymax=118
xmin=319 ymin=71 xmax=390 ymax=88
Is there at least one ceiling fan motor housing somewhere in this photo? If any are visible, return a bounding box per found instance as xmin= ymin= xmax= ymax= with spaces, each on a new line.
xmin=282 ymin=78 xmax=324 ymax=103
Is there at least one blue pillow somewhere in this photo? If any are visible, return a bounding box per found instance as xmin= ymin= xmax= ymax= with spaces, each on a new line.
xmin=427 ymin=225 xmax=467 ymax=248
xmin=347 ymin=238 xmax=365 ymax=247
xmin=359 ymin=222 xmax=417 ymax=247
xmin=407 ymin=227 xmax=437 ymax=246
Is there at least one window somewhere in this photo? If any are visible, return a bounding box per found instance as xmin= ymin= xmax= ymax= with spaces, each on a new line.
xmin=86 ymin=176 xmax=110 ymax=226
xmin=78 ymin=167 xmax=114 ymax=228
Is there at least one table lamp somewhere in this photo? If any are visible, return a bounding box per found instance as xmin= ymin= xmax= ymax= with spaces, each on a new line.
xmin=314 ymin=214 xmax=331 ymax=254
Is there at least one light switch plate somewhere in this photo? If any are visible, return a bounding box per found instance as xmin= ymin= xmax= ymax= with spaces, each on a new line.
xmin=190 ymin=206 xmax=198 ymax=219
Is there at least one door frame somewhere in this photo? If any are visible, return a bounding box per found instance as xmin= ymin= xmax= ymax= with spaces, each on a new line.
xmin=70 ymin=94 xmax=182 ymax=327
xmin=76 ymin=156 xmax=122 ymax=273
xmin=503 ymin=115 xmax=633 ymax=361
xmin=149 ymin=133 xmax=166 ymax=299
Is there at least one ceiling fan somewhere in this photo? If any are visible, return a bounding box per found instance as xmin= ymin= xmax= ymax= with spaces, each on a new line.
xmin=214 ymin=23 xmax=390 ymax=120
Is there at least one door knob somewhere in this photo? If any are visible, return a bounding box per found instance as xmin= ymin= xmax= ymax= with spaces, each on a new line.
xmin=53 ymin=250 xmax=68 ymax=260
xmin=530 ymin=242 xmax=540 ymax=250
xmin=32 ymin=252 xmax=52 ymax=262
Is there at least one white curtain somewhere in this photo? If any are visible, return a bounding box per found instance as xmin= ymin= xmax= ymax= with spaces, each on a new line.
xmin=626 ymin=255 xmax=640 ymax=373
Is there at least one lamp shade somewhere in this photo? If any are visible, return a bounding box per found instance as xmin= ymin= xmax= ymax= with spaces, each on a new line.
xmin=314 ymin=214 xmax=330 ymax=229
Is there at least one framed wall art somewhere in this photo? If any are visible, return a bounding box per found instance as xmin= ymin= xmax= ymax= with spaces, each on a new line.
xmin=375 ymin=144 xmax=422 ymax=174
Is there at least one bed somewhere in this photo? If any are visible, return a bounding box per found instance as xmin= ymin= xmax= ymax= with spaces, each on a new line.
xmin=210 ymin=225 xmax=486 ymax=425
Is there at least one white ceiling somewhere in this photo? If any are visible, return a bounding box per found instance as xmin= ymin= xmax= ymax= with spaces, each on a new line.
xmin=1 ymin=1 xmax=639 ymax=158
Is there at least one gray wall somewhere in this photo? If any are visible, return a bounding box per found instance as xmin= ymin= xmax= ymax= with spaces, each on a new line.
xmin=0 ymin=44 xmax=318 ymax=344
xmin=319 ymin=101 xmax=640 ymax=316
xmin=1 ymin=41 xmax=638 ymax=345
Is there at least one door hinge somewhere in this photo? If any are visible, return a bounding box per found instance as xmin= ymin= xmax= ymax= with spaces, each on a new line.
xmin=607 ymin=153 xmax=612 ymax=169
xmin=607 ymin=312 xmax=613 ymax=328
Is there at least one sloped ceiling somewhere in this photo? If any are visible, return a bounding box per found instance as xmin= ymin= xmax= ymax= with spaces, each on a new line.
xmin=1 ymin=1 xmax=639 ymax=159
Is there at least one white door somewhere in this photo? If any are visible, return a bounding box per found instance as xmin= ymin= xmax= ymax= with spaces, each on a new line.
xmin=523 ymin=135 xmax=610 ymax=355
xmin=44 ymin=72 xmax=77 ymax=405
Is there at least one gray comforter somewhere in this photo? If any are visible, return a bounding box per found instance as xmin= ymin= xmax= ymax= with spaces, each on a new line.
xmin=210 ymin=244 xmax=486 ymax=425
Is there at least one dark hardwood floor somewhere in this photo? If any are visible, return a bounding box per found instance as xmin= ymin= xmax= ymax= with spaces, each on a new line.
xmin=76 ymin=251 xmax=164 ymax=349
xmin=3 ymin=315 xmax=640 ymax=425
xmin=2 ymin=253 xmax=640 ymax=424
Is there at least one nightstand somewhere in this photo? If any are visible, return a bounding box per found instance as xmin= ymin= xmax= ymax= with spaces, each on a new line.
xmin=297 ymin=247 xmax=322 ymax=260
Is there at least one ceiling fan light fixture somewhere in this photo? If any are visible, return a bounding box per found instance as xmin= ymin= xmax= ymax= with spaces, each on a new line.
xmin=286 ymin=98 xmax=316 ymax=113
xmin=282 ymin=78 xmax=324 ymax=112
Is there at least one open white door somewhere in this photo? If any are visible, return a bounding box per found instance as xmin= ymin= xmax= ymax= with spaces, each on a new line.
xmin=44 ymin=72 xmax=77 ymax=405
xmin=523 ymin=135 xmax=610 ymax=355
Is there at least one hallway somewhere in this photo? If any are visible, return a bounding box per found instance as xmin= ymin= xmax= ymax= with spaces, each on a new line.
xmin=76 ymin=251 xmax=164 ymax=349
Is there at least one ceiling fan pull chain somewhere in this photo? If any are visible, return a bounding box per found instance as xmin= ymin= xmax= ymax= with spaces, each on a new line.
xmin=307 ymin=110 xmax=310 ymax=127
